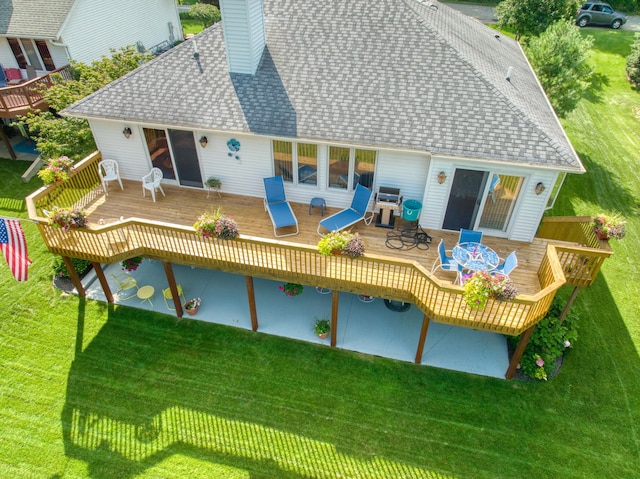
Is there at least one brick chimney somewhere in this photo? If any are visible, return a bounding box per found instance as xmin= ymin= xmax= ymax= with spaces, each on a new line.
xmin=219 ymin=0 xmax=265 ymax=75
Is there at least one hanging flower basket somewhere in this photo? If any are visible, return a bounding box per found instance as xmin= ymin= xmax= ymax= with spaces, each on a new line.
xmin=318 ymin=231 xmax=365 ymax=258
xmin=46 ymin=206 xmax=87 ymax=230
xmin=193 ymin=207 xmax=238 ymax=240
xmin=279 ymin=283 xmax=303 ymax=297
xmin=592 ymin=213 xmax=626 ymax=240
xmin=121 ymin=256 xmax=143 ymax=272
xmin=38 ymin=156 xmax=75 ymax=184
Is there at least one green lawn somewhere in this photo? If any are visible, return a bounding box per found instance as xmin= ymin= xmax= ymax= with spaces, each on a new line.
xmin=1 ymin=30 xmax=639 ymax=478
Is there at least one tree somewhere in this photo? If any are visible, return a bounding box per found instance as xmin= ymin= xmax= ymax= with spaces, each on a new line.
xmin=496 ymin=0 xmax=580 ymax=41
xmin=525 ymin=20 xmax=594 ymax=117
xmin=626 ymin=33 xmax=640 ymax=89
xmin=18 ymin=46 xmax=150 ymax=160
xmin=189 ymin=3 xmax=221 ymax=28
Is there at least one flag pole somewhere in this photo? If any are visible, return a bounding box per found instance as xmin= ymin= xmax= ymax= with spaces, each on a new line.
xmin=0 ymin=216 xmax=38 ymax=224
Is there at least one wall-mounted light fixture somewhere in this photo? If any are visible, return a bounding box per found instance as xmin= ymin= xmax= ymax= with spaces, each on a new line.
xmin=199 ymin=136 xmax=208 ymax=148
xmin=437 ymin=171 xmax=447 ymax=184
xmin=535 ymin=182 xmax=546 ymax=195
xmin=122 ymin=127 xmax=132 ymax=139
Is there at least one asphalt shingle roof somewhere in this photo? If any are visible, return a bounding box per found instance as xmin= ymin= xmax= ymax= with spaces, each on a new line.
xmin=0 ymin=0 xmax=75 ymax=38
xmin=64 ymin=0 xmax=584 ymax=171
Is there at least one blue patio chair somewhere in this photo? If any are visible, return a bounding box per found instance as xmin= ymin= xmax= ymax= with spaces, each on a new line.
xmin=493 ymin=251 xmax=518 ymax=278
xmin=431 ymin=240 xmax=462 ymax=281
xmin=459 ymin=228 xmax=483 ymax=244
xmin=0 ymin=66 xmax=6 ymax=88
xmin=263 ymin=176 xmax=299 ymax=237
xmin=488 ymin=175 xmax=500 ymax=203
xmin=317 ymin=183 xmax=374 ymax=234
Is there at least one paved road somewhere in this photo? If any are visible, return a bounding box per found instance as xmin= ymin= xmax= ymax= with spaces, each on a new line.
xmin=444 ymin=3 xmax=639 ymax=31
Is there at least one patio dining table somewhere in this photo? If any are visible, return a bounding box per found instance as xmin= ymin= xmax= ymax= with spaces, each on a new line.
xmin=452 ymin=242 xmax=499 ymax=272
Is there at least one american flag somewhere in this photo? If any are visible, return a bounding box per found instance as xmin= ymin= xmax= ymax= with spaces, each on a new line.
xmin=0 ymin=218 xmax=32 ymax=282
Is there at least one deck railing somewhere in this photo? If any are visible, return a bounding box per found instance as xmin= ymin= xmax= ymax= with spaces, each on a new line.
xmin=26 ymin=152 xmax=571 ymax=336
xmin=537 ymin=216 xmax=613 ymax=288
xmin=0 ymin=65 xmax=73 ymax=117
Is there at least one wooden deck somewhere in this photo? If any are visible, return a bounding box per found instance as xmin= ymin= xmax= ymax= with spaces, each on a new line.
xmin=26 ymin=152 xmax=611 ymax=339
xmin=0 ymin=66 xmax=72 ymax=118
xmin=85 ymin=179 xmax=549 ymax=295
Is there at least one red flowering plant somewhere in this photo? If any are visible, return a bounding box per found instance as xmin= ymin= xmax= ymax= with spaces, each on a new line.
xmin=193 ymin=207 xmax=238 ymax=240
xmin=38 ymin=156 xmax=75 ymax=184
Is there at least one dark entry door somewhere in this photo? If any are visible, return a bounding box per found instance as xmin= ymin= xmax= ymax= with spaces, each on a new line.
xmin=167 ymin=129 xmax=203 ymax=188
xmin=442 ymin=169 xmax=488 ymax=231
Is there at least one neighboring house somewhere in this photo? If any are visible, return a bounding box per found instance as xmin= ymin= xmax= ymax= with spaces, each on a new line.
xmin=0 ymin=0 xmax=182 ymax=81
xmin=63 ymin=0 xmax=584 ymax=242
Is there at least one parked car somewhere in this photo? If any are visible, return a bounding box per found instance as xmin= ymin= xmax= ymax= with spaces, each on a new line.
xmin=575 ymin=2 xmax=628 ymax=29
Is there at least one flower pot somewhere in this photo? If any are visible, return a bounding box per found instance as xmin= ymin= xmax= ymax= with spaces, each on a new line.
xmin=185 ymin=306 xmax=198 ymax=315
xmin=595 ymin=231 xmax=609 ymax=241
xmin=331 ymin=249 xmax=343 ymax=256
xmin=317 ymin=332 xmax=329 ymax=340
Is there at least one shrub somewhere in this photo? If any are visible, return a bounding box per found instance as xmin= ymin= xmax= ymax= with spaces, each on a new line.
xmin=626 ymin=33 xmax=640 ymax=88
xmin=508 ymin=299 xmax=578 ymax=381
xmin=52 ymin=255 xmax=92 ymax=278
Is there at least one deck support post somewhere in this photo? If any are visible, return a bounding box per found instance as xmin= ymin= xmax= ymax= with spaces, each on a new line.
xmin=91 ymin=262 xmax=113 ymax=303
xmin=331 ymin=290 xmax=339 ymax=347
xmin=162 ymin=262 xmax=183 ymax=317
xmin=559 ymin=286 xmax=580 ymax=324
xmin=505 ymin=325 xmax=536 ymax=379
xmin=245 ymin=276 xmax=258 ymax=331
xmin=414 ymin=314 xmax=431 ymax=364
xmin=0 ymin=128 xmax=16 ymax=159
xmin=62 ymin=255 xmax=85 ymax=297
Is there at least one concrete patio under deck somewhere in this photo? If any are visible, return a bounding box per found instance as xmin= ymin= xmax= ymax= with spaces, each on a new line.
xmin=81 ymin=259 xmax=510 ymax=379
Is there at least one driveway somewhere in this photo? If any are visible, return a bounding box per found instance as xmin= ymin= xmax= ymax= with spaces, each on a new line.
xmin=443 ymin=3 xmax=639 ymax=31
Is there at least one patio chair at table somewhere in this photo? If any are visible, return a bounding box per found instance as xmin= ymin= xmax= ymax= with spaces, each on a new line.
xmin=459 ymin=228 xmax=483 ymax=244
xmin=317 ymin=183 xmax=374 ymax=234
xmin=493 ymin=251 xmax=518 ymax=278
xmin=98 ymin=159 xmax=124 ymax=195
xmin=111 ymin=273 xmax=138 ymax=300
xmin=142 ymin=167 xmax=165 ymax=202
xmin=431 ymin=239 xmax=462 ymax=282
xmin=263 ymin=176 xmax=299 ymax=237
xmin=163 ymin=284 xmax=186 ymax=311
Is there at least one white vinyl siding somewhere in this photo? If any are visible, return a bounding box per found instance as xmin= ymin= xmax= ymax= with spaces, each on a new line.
xmin=61 ymin=0 xmax=181 ymax=65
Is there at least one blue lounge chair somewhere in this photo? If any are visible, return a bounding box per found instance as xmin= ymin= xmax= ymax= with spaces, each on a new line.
xmin=0 ymin=66 xmax=6 ymax=88
xmin=317 ymin=183 xmax=373 ymax=234
xmin=263 ymin=176 xmax=299 ymax=237
xmin=459 ymin=228 xmax=483 ymax=244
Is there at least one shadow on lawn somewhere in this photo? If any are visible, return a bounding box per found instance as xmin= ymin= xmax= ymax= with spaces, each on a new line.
xmin=61 ymin=307 xmax=454 ymax=479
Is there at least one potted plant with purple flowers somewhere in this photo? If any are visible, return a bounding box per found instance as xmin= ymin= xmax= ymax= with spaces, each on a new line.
xmin=279 ymin=282 xmax=303 ymax=297
xmin=47 ymin=206 xmax=87 ymax=230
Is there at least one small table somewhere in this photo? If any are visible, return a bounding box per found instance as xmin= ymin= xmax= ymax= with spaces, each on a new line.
xmin=309 ymin=197 xmax=326 ymax=216
xmin=452 ymin=242 xmax=499 ymax=272
xmin=137 ymin=285 xmax=155 ymax=306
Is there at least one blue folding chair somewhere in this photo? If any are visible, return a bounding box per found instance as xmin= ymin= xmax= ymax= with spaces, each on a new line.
xmin=317 ymin=183 xmax=373 ymax=234
xmin=493 ymin=251 xmax=518 ymax=278
xmin=459 ymin=228 xmax=483 ymax=244
xmin=263 ymin=176 xmax=299 ymax=237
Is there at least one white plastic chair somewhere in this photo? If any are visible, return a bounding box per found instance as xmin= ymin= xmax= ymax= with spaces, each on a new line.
xmin=142 ymin=167 xmax=165 ymax=202
xmin=98 ymin=159 xmax=124 ymax=195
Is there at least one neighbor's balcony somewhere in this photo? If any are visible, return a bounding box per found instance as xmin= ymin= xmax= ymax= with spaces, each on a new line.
xmin=26 ymin=152 xmax=612 ymax=336
xmin=0 ymin=65 xmax=73 ymax=118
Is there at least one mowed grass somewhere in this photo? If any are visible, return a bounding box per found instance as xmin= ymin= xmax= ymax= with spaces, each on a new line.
xmin=1 ymin=30 xmax=639 ymax=478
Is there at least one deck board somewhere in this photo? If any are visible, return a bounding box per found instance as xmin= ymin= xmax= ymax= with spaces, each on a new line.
xmin=83 ymin=180 xmax=566 ymax=295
